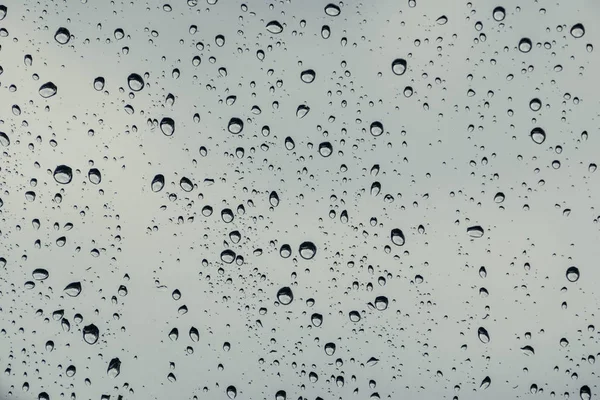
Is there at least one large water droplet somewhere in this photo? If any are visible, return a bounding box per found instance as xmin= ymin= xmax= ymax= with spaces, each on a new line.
xmin=492 ymin=6 xmax=505 ymax=21
xmin=370 ymin=121 xmax=384 ymax=137
xmin=391 ymin=58 xmax=407 ymax=75
xmin=311 ymin=313 xmax=323 ymax=327
xmin=180 ymin=177 xmax=193 ymax=192
xmin=480 ymin=376 xmax=491 ymax=390
xmin=530 ymin=127 xmax=546 ymax=144
xmin=266 ymin=20 xmax=283 ymax=34
xmin=494 ymin=192 xmax=505 ymax=203
xmin=467 ymin=225 xmax=484 ymax=238
xmin=0 ymin=5 xmax=6 ymax=20
xmin=478 ymin=327 xmax=490 ymax=343
xmin=318 ymin=142 xmax=333 ymax=157
xmin=374 ymin=296 xmax=388 ymax=310
xmin=151 ymin=174 xmax=165 ymax=192
xmin=83 ymin=324 xmax=99 ymax=344
xmin=0 ymin=131 xmax=10 ymax=146
xmin=300 ymin=69 xmax=316 ymax=83
xmin=107 ymin=358 xmax=121 ymax=378
xmin=299 ymin=241 xmax=317 ymax=259
xmin=324 ymin=342 xmax=336 ymax=355
xmin=32 ymin=268 xmax=49 ymax=280
xmin=518 ymin=38 xmax=532 ymax=53
xmin=54 ymin=27 xmax=71 ymax=44
xmin=321 ymin=25 xmax=331 ymax=39
xmin=189 ymin=327 xmax=199 ymax=342
xmin=566 ymin=266 xmax=580 ymax=282
xmin=226 ymin=386 xmax=237 ymax=399
xmin=580 ymin=385 xmax=591 ymax=400
xmin=324 ymin=3 xmax=341 ymax=16
xmin=296 ymin=104 xmax=310 ymax=118
xmin=127 ymin=73 xmax=144 ymax=91
xmin=269 ymin=191 xmax=280 ymax=207
xmin=390 ymin=229 xmax=405 ymax=246
xmin=39 ymin=82 xmax=58 ymax=98
xmin=285 ymin=136 xmax=295 ymax=150
xmin=93 ymin=77 xmax=105 ymax=91
xmin=570 ymin=23 xmax=585 ymax=39
xmin=228 ymin=117 xmax=244 ymax=134
xmin=88 ymin=168 xmax=101 ymax=184
xmin=276 ymin=390 xmax=287 ymax=400
xmin=520 ymin=345 xmax=535 ymax=356
xmin=277 ymin=286 xmax=293 ymax=305
xmin=529 ymin=98 xmax=541 ymax=111
xmin=64 ymin=282 xmax=82 ymax=297
xmin=160 ymin=117 xmax=175 ymax=136
xmin=436 ymin=15 xmax=448 ymax=25
xmin=53 ymin=165 xmax=73 ymax=184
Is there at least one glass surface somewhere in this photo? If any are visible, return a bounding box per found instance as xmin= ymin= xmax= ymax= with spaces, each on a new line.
xmin=0 ymin=0 xmax=598 ymax=399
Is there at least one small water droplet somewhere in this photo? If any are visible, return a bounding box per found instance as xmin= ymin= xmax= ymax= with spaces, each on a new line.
xmin=480 ymin=376 xmax=491 ymax=390
xmin=436 ymin=15 xmax=448 ymax=25
xmin=180 ymin=177 xmax=193 ymax=192
xmin=311 ymin=313 xmax=323 ymax=327
xmin=0 ymin=5 xmax=6 ymax=20
xmin=285 ymin=136 xmax=295 ymax=150
xmin=324 ymin=342 xmax=336 ymax=355
xmin=520 ymin=345 xmax=535 ymax=356
xmin=0 ymin=132 xmax=10 ymax=146
xmin=269 ymin=191 xmax=280 ymax=207
xmin=321 ymin=25 xmax=331 ymax=39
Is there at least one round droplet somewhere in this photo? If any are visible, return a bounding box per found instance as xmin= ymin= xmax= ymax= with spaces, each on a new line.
xmin=580 ymin=385 xmax=591 ymax=400
xmin=280 ymin=244 xmax=292 ymax=258
xmin=64 ymin=282 xmax=82 ymax=297
xmin=93 ymin=77 xmax=105 ymax=91
xmin=570 ymin=23 xmax=585 ymax=38
xmin=566 ymin=266 xmax=580 ymax=282
xmin=277 ymin=287 xmax=293 ymax=305
xmin=349 ymin=310 xmax=361 ymax=322
xmin=228 ymin=117 xmax=244 ymax=134
xmin=324 ymin=3 xmax=340 ymax=16
xmin=467 ymin=225 xmax=484 ymax=238
xmin=0 ymin=131 xmax=10 ymax=146
xmin=53 ymin=165 xmax=73 ymax=184
xmin=311 ymin=313 xmax=323 ymax=327
xmin=127 ymin=73 xmax=144 ymax=91
xmin=518 ymin=38 xmax=532 ymax=53
xmin=492 ymin=6 xmax=505 ymax=21
xmin=478 ymin=327 xmax=490 ymax=343
xmin=391 ymin=58 xmax=407 ymax=76
xmin=83 ymin=324 xmax=99 ymax=344
xmin=299 ymin=241 xmax=317 ymax=259
xmin=54 ymin=27 xmax=71 ymax=44
xmin=189 ymin=327 xmax=199 ymax=342
xmin=180 ymin=177 xmax=193 ymax=192
xmin=390 ymin=228 xmax=406 ymax=246
xmin=220 ymin=249 xmax=236 ymax=264
xmin=266 ymin=21 xmax=283 ymax=34
xmin=370 ymin=121 xmax=384 ymax=137
xmin=324 ymin=342 xmax=336 ymax=355
xmin=529 ymin=98 xmax=541 ymax=111
xmin=374 ymin=296 xmax=388 ymax=310
xmin=494 ymin=192 xmax=505 ymax=203
xmin=530 ymin=127 xmax=546 ymax=144
xmin=151 ymin=174 xmax=165 ymax=192
xmin=160 ymin=117 xmax=175 ymax=136
xmin=88 ymin=168 xmax=101 ymax=184
xmin=321 ymin=25 xmax=331 ymax=39
xmin=276 ymin=390 xmax=287 ymax=400
xmin=226 ymin=386 xmax=237 ymax=399
xmin=300 ymin=69 xmax=316 ymax=83
xmin=318 ymin=142 xmax=333 ymax=157
xmin=296 ymin=104 xmax=310 ymax=118
xmin=39 ymin=82 xmax=58 ymax=98
xmin=32 ymin=268 xmax=49 ymax=280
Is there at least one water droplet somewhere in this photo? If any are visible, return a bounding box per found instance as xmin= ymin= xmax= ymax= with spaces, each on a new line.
xmin=221 ymin=249 xmax=236 ymax=264
xmin=266 ymin=20 xmax=283 ymax=34
xmin=296 ymin=104 xmax=310 ymax=118
xmin=226 ymin=386 xmax=237 ymax=399
xmin=169 ymin=328 xmax=179 ymax=341
xmin=107 ymin=358 xmax=121 ymax=378
xmin=155 ymin=118 xmax=174 ymax=137
xmin=321 ymin=25 xmax=331 ymax=39
xmin=480 ymin=376 xmax=491 ymax=390
xmin=467 ymin=226 xmax=484 ymax=238
xmin=0 ymin=5 xmax=6 ymax=20
xmin=276 ymin=390 xmax=287 ymax=400
xmin=299 ymin=241 xmax=317 ymax=259
xmin=311 ymin=313 xmax=323 ymax=327
xmin=277 ymin=286 xmax=293 ymax=305
xmin=589 ymin=163 xmax=597 ymax=173
xmin=300 ymin=69 xmax=316 ymax=83
xmin=370 ymin=121 xmax=384 ymax=137
xmin=390 ymin=229 xmax=405 ymax=246
xmin=189 ymin=327 xmax=199 ymax=341
xmin=478 ymin=327 xmax=490 ymax=343
xmin=64 ymin=282 xmax=82 ymax=297
xmin=180 ymin=177 xmax=193 ymax=192
xmin=494 ymin=192 xmax=505 ymax=203
xmin=571 ymin=23 xmax=585 ymax=38
xmin=318 ymin=142 xmax=333 ymax=157
xmin=54 ymin=27 xmax=71 ymax=44
xmin=436 ymin=15 xmax=448 ymax=25
xmin=518 ymin=38 xmax=532 ymax=53
xmin=93 ymin=77 xmax=105 ymax=91
xmin=83 ymin=324 xmax=99 ymax=344
xmin=53 ymin=165 xmax=73 ymax=184
xmin=0 ymin=131 xmax=10 ymax=146
xmin=32 ymin=268 xmax=49 ymax=280
xmin=88 ymin=168 xmax=101 ymax=184
xmin=391 ymin=58 xmax=407 ymax=76
xmin=285 ymin=136 xmax=295 ymax=150
xmin=324 ymin=342 xmax=336 ymax=355
xmin=151 ymin=174 xmax=165 ymax=192
xmin=39 ymin=82 xmax=58 ymax=98
xmin=492 ymin=6 xmax=505 ymax=21
xmin=530 ymin=127 xmax=546 ymax=144
xmin=529 ymin=98 xmax=541 ymax=111
xmin=324 ymin=3 xmax=341 ymax=16
xmin=349 ymin=311 xmax=361 ymax=322
xmin=374 ymin=296 xmax=388 ymax=310
xmin=566 ymin=266 xmax=580 ymax=282
xmin=520 ymin=345 xmax=535 ymax=356
xmin=280 ymin=244 xmax=292 ymax=258
xmin=228 ymin=117 xmax=244 ymax=134
xmin=269 ymin=191 xmax=280 ymax=207
xmin=127 ymin=73 xmax=144 ymax=91
xmin=580 ymin=385 xmax=591 ymax=400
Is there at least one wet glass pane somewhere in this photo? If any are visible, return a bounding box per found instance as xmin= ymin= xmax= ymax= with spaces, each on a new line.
xmin=0 ymin=0 xmax=598 ymax=399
